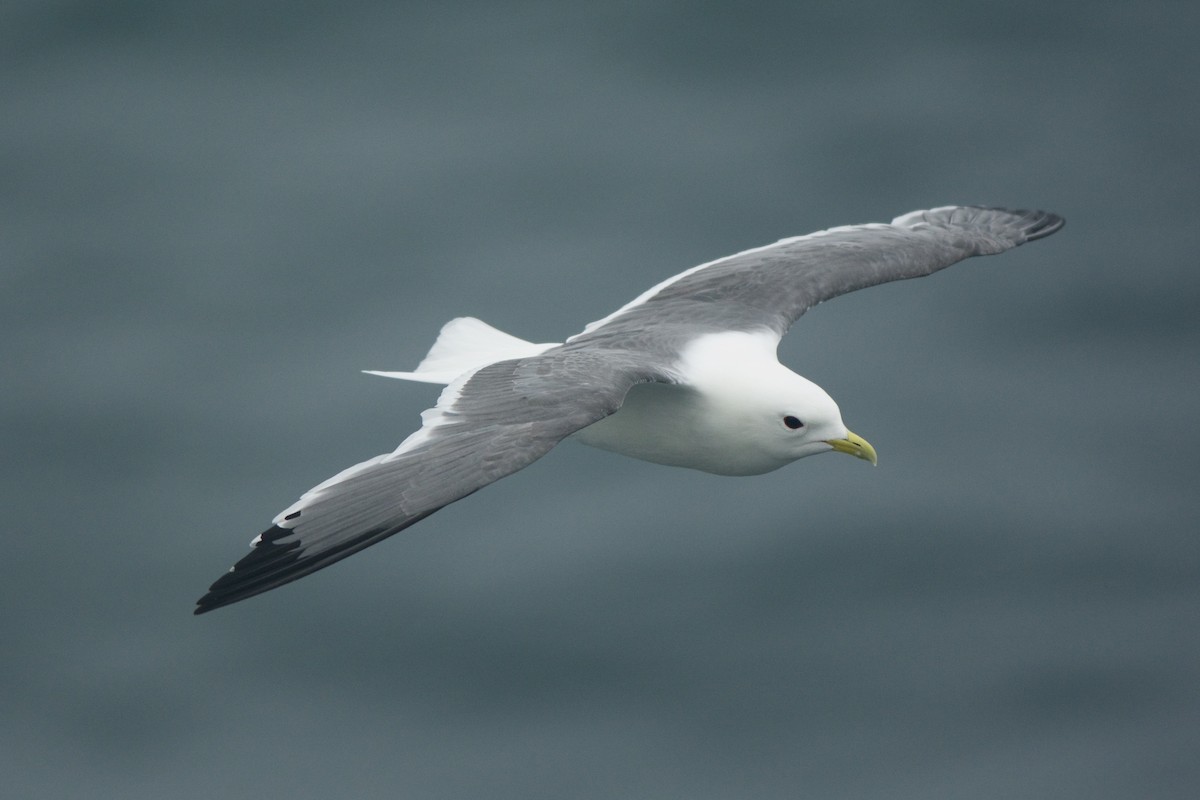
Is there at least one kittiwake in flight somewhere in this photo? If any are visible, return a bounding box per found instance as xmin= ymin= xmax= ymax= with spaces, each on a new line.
xmin=196 ymin=205 xmax=1063 ymax=613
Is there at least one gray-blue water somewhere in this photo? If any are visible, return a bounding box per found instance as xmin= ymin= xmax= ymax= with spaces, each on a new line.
xmin=4 ymin=2 xmax=1198 ymax=798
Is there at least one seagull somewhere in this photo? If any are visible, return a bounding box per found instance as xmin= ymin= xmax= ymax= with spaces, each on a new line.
xmin=195 ymin=205 xmax=1063 ymax=614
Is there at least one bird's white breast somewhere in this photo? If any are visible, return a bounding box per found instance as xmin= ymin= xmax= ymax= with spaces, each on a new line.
xmin=574 ymin=330 xmax=801 ymax=475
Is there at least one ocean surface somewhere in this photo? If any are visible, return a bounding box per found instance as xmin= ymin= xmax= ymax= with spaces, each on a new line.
xmin=3 ymin=2 xmax=1198 ymax=798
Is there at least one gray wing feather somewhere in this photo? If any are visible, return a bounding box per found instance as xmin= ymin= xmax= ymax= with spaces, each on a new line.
xmin=573 ymin=206 xmax=1064 ymax=343
xmin=195 ymin=352 xmax=666 ymax=613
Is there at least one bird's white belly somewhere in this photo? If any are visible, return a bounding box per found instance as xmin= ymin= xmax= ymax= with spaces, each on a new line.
xmin=573 ymin=381 xmax=785 ymax=476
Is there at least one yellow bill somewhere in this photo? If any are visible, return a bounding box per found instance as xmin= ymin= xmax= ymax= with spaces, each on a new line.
xmin=824 ymin=430 xmax=878 ymax=466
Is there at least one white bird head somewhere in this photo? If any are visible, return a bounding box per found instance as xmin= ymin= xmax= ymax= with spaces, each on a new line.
xmin=697 ymin=363 xmax=877 ymax=474
xmin=614 ymin=331 xmax=878 ymax=474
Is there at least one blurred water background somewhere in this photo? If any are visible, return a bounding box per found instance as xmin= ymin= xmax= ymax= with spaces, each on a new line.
xmin=3 ymin=1 xmax=1198 ymax=798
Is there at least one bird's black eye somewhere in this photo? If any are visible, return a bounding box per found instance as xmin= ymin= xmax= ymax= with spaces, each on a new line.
xmin=783 ymin=416 xmax=804 ymax=430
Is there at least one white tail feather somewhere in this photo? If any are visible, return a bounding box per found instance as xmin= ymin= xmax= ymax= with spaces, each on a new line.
xmin=364 ymin=317 xmax=559 ymax=385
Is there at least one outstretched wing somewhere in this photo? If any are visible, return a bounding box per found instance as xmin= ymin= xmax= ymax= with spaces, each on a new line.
xmin=570 ymin=206 xmax=1064 ymax=344
xmin=196 ymin=350 xmax=666 ymax=613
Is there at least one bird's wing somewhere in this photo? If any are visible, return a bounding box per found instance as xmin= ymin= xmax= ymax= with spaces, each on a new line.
xmin=196 ymin=349 xmax=668 ymax=613
xmin=570 ymin=206 xmax=1064 ymax=344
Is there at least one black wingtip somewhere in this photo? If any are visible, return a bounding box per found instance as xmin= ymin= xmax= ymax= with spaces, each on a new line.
xmin=1019 ymin=209 xmax=1065 ymax=242
xmin=193 ymin=514 xmax=436 ymax=615
xmin=964 ymin=206 xmax=1064 ymax=243
xmin=194 ymin=525 xmax=303 ymax=615
xmin=980 ymin=206 xmax=1064 ymax=242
